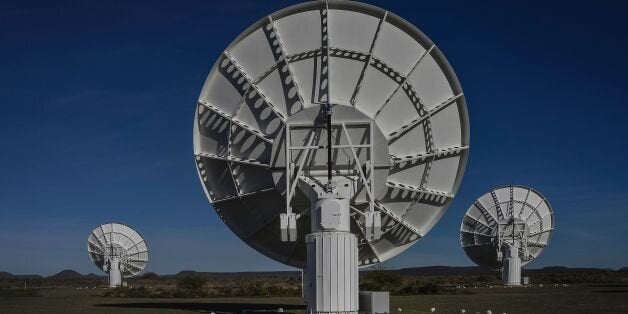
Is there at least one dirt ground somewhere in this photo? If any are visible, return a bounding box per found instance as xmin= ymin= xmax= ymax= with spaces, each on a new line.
xmin=1 ymin=284 xmax=627 ymax=313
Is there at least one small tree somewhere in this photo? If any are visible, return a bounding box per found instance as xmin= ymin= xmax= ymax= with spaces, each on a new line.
xmin=176 ymin=276 xmax=208 ymax=297
xmin=360 ymin=271 xmax=403 ymax=291
xmin=140 ymin=272 xmax=158 ymax=280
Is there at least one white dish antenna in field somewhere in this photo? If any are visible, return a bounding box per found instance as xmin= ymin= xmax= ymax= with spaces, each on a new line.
xmin=460 ymin=185 xmax=554 ymax=285
xmin=87 ymin=222 xmax=148 ymax=287
xmin=193 ymin=0 xmax=469 ymax=311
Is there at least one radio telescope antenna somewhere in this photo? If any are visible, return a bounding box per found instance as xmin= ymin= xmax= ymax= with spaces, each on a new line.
xmin=87 ymin=222 xmax=148 ymax=287
xmin=193 ymin=1 xmax=469 ymax=312
xmin=460 ymin=185 xmax=555 ymax=286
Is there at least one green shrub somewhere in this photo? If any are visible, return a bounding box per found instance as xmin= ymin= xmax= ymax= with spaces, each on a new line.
xmin=103 ymin=287 xmax=151 ymax=298
xmin=139 ymin=272 xmax=158 ymax=280
xmin=397 ymin=281 xmax=441 ymax=295
xmin=175 ymin=276 xmax=209 ymax=297
xmin=360 ymin=271 xmax=403 ymax=292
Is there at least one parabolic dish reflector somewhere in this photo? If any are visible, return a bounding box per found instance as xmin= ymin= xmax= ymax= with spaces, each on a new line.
xmin=87 ymin=222 xmax=148 ymax=277
xmin=460 ymin=185 xmax=554 ymax=268
xmin=194 ymin=0 xmax=469 ymax=268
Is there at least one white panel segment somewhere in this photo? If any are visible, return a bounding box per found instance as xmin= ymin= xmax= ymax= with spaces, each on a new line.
xmin=289 ymin=58 xmax=318 ymax=108
xmin=229 ymin=28 xmax=276 ymax=81
xmin=93 ymin=227 xmax=104 ymax=238
xmin=329 ymin=57 xmax=364 ymax=105
xmin=380 ymin=188 xmax=417 ymax=218
xmin=495 ymin=188 xmax=511 ymax=213
xmin=375 ymin=87 xmax=420 ymax=135
xmin=388 ymin=163 xmax=426 ymax=187
xmin=477 ymin=194 xmax=499 ymax=221
xmin=512 ymin=187 xmax=529 ymax=218
xmin=388 ymin=125 xmax=428 ymax=157
xmin=404 ymin=202 xmax=443 ymax=236
xmin=371 ymin=239 xmax=414 ymax=264
xmin=371 ymin=230 xmax=417 ymax=261
xmin=233 ymin=94 xmax=283 ymax=137
xmin=373 ymin=22 xmax=426 ymax=76
xmin=257 ymin=69 xmax=289 ymax=116
xmin=535 ymin=202 xmax=551 ymax=219
xmin=354 ymin=68 xmax=398 ymax=117
xmin=536 ymin=231 xmax=551 ymax=243
xmin=429 ymin=104 xmax=462 ymax=148
xmin=328 ymin=10 xmax=379 ymax=53
xmin=199 ymin=74 xmax=242 ymax=115
xmin=426 ymin=156 xmax=461 ymax=193
xmin=129 ymin=230 xmax=142 ymax=245
xmin=274 ymin=10 xmax=322 ymax=55
xmin=407 ymin=53 xmax=453 ymax=110
xmin=103 ymin=223 xmax=113 ymax=234
xmin=525 ymin=192 xmax=544 ymax=218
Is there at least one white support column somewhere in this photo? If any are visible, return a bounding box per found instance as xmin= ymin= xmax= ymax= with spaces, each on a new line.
xmin=109 ymin=257 xmax=122 ymax=288
xmin=304 ymin=183 xmax=359 ymax=314
xmin=502 ymin=244 xmax=522 ymax=286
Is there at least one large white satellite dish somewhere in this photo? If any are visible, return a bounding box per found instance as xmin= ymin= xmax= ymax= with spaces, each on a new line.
xmin=194 ymin=1 xmax=469 ymax=311
xmin=460 ymin=185 xmax=555 ymax=286
xmin=87 ymin=222 xmax=148 ymax=287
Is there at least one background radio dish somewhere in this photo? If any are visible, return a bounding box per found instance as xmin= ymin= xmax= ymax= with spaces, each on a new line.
xmin=193 ymin=0 xmax=469 ymax=268
xmin=87 ymin=222 xmax=148 ymax=287
xmin=460 ymin=185 xmax=554 ymax=285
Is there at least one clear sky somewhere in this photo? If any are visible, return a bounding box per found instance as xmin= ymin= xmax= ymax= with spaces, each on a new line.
xmin=1 ymin=0 xmax=627 ymax=276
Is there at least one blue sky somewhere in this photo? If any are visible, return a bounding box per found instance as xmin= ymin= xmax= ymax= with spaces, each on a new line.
xmin=1 ymin=0 xmax=627 ymax=276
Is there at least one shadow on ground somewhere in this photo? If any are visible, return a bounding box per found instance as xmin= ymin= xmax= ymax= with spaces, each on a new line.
xmin=94 ymin=302 xmax=306 ymax=313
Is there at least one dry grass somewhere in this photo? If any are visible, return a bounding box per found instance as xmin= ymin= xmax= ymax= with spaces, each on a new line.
xmin=1 ymin=284 xmax=627 ymax=313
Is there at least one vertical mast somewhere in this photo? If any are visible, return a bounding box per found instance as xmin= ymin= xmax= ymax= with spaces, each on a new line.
xmin=326 ymin=104 xmax=333 ymax=191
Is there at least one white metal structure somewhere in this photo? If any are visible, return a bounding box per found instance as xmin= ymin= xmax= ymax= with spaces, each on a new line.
xmin=460 ymin=186 xmax=554 ymax=286
xmin=193 ymin=1 xmax=469 ymax=312
xmin=87 ymin=223 xmax=148 ymax=287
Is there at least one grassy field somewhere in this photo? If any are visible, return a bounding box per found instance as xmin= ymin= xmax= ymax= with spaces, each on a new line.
xmin=1 ymin=284 xmax=627 ymax=313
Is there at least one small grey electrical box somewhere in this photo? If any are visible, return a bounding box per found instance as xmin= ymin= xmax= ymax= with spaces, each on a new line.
xmin=359 ymin=291 xmax=389 ymax=314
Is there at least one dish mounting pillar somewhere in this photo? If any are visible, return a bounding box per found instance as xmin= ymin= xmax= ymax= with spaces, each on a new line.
xmin=108 ymin=257 xmax=122 ymax=288
xmin=502 ymin=244 xmax=522 ymax=286
xmin=304 ymin=183 xmax=358 ymax=314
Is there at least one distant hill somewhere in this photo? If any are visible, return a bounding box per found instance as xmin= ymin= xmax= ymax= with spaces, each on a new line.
xmin=168 ymin=270 xmax=300 ymax=279
xmin=1 ymin=266 xmax=626 ymax=280
xmin=48 ymin=270 xmax=84 ymax=279
xmin=0 ymin=271 xmax=44 ymax=279
xmin=397 ymin=266 xmax=495 ymax=276
xmin=13 ymin=274 xmax=44 ymax=279
xmin=526 ymin=266 xmax=615 ymax=273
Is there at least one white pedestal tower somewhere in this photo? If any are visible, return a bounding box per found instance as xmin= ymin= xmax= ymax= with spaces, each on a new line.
xmin=108 ymin=257 xmax=123 ymax=287
xmin=502 ymin=244 xmax=521 ymax=286
xmin=304 ymin=185 xmax=358 ymax=313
